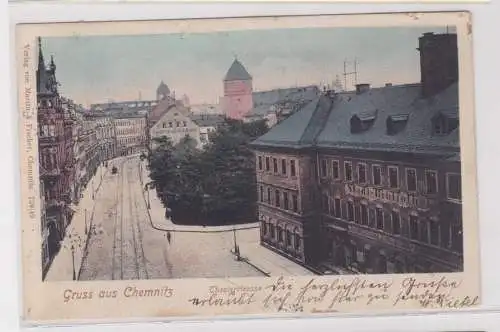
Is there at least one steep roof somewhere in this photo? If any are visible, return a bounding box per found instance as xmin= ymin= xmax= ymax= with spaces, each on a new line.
xmin=224 ymin=59 xmax=252 ymax=81
xmin=251 ymin=96 xmax=332 ymax=148
xmin=252 ymin=82 xmax=460 ymax=156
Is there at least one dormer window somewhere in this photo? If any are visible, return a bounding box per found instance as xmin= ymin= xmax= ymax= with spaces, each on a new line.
xmin=432 ymin=110 xmax=459 ymax=135
xmin=350 ymin=110 xmax=377 ymax=134
xmin=386 ymin=114 xmax=409 ymax=135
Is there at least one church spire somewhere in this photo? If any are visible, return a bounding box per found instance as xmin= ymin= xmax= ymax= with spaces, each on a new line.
xmin=37 ymin=37 xmax=49 ymax=95
xmin=49 ymin=55 xmax=56 ymax=73
xmin=37 ymin=37 xmax=45 ymax=72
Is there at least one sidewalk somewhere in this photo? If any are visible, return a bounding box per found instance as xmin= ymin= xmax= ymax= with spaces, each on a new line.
xmin=140 ymin=160 xmax=315 ymax=276
xmin=236 ymin=241 xmax=316 ymax=276
xmin=45 ymin=165 xmax=107 ymax=281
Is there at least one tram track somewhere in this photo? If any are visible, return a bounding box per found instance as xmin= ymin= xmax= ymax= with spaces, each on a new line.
xmin=111 ymin=158 xmax=126 ymax=280
xmin=127 ymin=162 xmax=149 ymax=279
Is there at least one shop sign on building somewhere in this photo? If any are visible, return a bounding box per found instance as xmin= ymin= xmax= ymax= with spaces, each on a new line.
xmin=344 ymin=184 xmax=429 ymax=210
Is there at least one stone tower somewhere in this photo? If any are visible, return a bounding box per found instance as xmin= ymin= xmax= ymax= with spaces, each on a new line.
xmin=222 ymin=58 xmax=253 ymax=119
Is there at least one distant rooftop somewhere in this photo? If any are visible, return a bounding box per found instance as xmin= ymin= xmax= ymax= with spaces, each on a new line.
xmin=249 ymin=85 xmax=320 ymax=116
xmin=190 ymin=113 xmax=226 ymax=127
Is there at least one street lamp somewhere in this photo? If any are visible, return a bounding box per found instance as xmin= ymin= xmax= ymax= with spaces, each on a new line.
xmin=70 ymin=244 xmax=76 ymax=280
xmin=146 ymin=185 xmax=151 ymax=209
xmin=233 ymin=227 xmax=240 ymax=261
xmin=84 ymin=208 xmax=88 ymax=235
xmin=64 ymin=232 xmax=83 ymax=281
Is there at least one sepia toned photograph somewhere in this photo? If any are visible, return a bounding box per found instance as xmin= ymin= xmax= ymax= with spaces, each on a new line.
xmin=38 ymin=23 xmax=462 ymax=282
xmin=17 ymin=12 xmax=480 ymax=323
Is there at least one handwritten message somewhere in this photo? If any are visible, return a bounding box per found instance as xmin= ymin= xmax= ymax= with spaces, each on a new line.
xmin=188 ymin=276 xmax=478 ymax=313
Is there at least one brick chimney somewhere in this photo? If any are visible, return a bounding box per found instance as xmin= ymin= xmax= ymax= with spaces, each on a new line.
xmin=418 ymin=32 xmax=458 ymax=97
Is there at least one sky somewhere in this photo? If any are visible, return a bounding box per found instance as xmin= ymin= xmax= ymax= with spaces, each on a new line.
xmin=41 ymin=26 xmax=455 ymax=107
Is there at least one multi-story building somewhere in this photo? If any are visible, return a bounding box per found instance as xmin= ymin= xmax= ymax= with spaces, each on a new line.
xmin=149 ymin=104 xmax=201 ymax=149
xmin=92 ymin=114 xmax=117 ymax=161
xmin=115 ymin=113 xmax=148 ymax=156
xmin=251 ymin=32 xmax=462 ymax=274
xmin=80 ymin=119 xmax=100 ymax=188
xmin=37 ymin=38 xmax=75 ymax=261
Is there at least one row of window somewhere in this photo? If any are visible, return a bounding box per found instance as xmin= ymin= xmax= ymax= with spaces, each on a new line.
xmin=262 ymin=223 xmax=302 ymax=251
xmin=162 ymin=120 xmax=188 ymax=129
xmin=116 ymin=119 xmax=145 ymax=126
xmin=259 ymin=186 xmax=299 ymax=213
xmin=117 ymin=128 xmax=144 ymax=135
xmin=120 ymin=137 xmax=144 ymax=145
xmin=257 ymin=156 xmax=297 ymax=177
xmin=320 ymin=159 xmax=462 ymax=201
xmin=322 ymin=197 xmax=463 ymax=252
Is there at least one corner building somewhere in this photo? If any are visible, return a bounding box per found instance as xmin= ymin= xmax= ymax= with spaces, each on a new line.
xmin=37 ymin=38 xmax=76 ymax=266
xmin=251 ymin=32 xmax=463 ymax=274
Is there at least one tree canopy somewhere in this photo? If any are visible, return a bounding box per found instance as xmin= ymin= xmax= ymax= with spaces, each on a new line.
xmin=148 ymin=119 xmax=268 ymax=226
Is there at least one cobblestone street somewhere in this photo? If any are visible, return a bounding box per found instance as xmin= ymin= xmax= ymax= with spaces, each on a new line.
xmin=78 ymin=156 xmax=279 ymax=280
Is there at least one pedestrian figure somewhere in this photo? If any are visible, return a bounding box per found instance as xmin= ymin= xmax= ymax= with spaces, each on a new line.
xmin=167 ymin=231 xmax=171 ymax=244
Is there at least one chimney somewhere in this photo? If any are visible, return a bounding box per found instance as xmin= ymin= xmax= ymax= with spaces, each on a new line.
xmin=418 ymin=32 xmax=458 ymax=97
xmin=355 ymin=83 xmax=370 ymax=94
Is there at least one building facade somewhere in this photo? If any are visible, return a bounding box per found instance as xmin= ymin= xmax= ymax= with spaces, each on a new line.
xmin=40 ymin=180 xmax=50 ymax=275
xmin=37 ymin=38 xmax=75 ymax=263
xmin=115 ymin=114 xmax=148 ymax=156
xmin=150 ymin=105 xmax=201 ymax=149
xmin=251 ymin=32 xmax=462 ymax=274
xmin=221 ymin=58 xmax=254 ymax=120
xmin=92 ymin=114 xmax=117 ymax=161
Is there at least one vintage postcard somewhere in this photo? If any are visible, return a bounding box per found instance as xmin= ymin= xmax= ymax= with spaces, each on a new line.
xmin=17 ymin=12 xmax=480 ymax=324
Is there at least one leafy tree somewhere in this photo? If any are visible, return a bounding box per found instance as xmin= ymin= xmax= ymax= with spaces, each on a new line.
xmin=148 ymin=120 xmax=268 ymax=226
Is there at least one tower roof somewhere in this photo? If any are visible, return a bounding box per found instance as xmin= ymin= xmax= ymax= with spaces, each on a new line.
xmin=37 ymin=37 xmax=51 ymax=95
xmin=157 ymin=80 xmax=170 ymax=96
xmin=224 ymin=58 xmax=252 ymax=81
